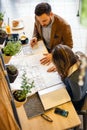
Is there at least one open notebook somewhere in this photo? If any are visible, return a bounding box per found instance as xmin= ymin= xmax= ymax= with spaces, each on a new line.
xmin=38 ymin=83 xmax=71 ymax=110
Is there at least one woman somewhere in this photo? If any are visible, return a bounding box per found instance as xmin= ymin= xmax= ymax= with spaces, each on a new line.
xmin=52 ymin=44 xmax=87 ymax=111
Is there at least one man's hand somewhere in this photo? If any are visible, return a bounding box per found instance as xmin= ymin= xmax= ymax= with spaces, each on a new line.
xmin=30 ymin=37 xmax=37 ymax=47
xmin=40 ymin=53 xmax=52 ymax=65
xmin=47 ymin=66 xmax=57 ymax=72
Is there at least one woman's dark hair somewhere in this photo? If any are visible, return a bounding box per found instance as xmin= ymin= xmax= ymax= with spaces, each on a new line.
xmin=35 ymin=2 xmax=51 ymax=16
xmin=52 ymin=44 xmax=78 ymax=80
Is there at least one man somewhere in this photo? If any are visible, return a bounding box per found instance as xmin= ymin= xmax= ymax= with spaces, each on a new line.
xmin=30 ymin=2 xmax=73 ymax=71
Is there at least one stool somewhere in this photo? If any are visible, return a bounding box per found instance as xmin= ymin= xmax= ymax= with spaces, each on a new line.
xmin=74 ymin=95 xmax=87 ymax=130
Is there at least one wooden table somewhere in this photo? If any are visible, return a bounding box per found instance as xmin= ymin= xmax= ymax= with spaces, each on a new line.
xmin=3 ymin=42 xmax=81 ymax=130
xmin=3 ymin=17 xmax=81 ymax=130
xmin=17 ymin=101 xmax=81 ymax=130
xmin=2 ymin=48 xmax=81 ymax=130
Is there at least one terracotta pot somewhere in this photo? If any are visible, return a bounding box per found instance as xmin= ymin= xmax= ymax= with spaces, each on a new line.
xmin=3 ymin=55 xmax=11 ymax=64
xmin=14 ymin=98 xmax=27 ymax=107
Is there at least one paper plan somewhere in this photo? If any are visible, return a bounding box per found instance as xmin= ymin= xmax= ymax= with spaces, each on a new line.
xmin=8 ymin=53 xmax=62 ymax=94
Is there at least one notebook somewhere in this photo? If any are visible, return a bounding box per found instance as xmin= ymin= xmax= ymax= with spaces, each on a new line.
xmin=38 ymin=83 xmax=71 ymax=110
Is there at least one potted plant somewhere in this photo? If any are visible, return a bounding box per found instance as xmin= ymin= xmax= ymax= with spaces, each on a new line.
xmin=2 ymin=40 xmax=21 ymax=56
xmin=12 ymin=71 xmax=35 ymax=107
xmin=6 ymin=64 xmax=18 ymax=83
xmin=0 ymin=29 xmax=7 ymax=46
xmin=0 ymin=12 xmax=4 ymax=27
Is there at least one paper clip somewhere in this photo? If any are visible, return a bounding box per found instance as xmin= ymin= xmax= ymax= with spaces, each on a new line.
xmin=41 ymin=114 xmax=53 ymax=122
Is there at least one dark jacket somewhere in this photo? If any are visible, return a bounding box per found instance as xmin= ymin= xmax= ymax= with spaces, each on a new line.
xmin=63 ymin=68 xmax=87 ymax=110
xmin=33 ymin=14 xmax=73 ymax=51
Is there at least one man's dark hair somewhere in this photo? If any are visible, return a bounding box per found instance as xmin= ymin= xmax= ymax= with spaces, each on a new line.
xmin=35 ymin=2 xmax=51 ymax=16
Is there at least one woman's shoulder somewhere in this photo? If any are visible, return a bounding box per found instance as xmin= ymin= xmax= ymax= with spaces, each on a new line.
xmin=75 ymin=51 xmax=87 ymax=59
xmin=68 ymin=61 xmax=80 ymax=77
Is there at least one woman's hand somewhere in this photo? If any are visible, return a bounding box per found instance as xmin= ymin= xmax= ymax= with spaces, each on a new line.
xmin=47 ymin=66 xmax=57 ymax=72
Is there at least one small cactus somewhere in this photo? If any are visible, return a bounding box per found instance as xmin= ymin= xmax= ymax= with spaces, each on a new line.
xmin=6 ymin=64 xmax=18 ymax=75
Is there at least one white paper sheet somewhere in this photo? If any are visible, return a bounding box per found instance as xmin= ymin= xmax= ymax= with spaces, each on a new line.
xmin=8 ymin=52 xmax=62 ymax=94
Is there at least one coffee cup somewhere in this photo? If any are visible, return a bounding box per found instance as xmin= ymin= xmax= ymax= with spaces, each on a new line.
xmin=20 ymin=36 xmax=29 ymax=44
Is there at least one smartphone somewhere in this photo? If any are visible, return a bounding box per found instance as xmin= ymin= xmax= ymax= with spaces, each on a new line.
xmin=54 ymin=108 xmax=69 ymax=117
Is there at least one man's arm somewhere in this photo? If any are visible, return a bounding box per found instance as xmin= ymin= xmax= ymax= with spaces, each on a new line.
xmin=32 ymin=17 xmax=42 ymax=41
xmin=32 ymin=23 xmax=41 ymax=40
xmin=62 ymin=24 xmax=73 ymax=48
xmin=30 ymin=22 xmax=41 ymax=47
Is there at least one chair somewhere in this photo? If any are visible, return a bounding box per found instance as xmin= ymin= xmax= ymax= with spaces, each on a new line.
xmin=74 ymin=95 xmax=87 ymax=130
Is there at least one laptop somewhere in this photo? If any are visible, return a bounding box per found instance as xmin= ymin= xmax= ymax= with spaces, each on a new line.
xmin=38 ymin=83 xmax=71 ymax=110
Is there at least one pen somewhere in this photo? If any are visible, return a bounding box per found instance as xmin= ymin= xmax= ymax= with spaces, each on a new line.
xmin=41 ymin=114 xmax=53 ymax=122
